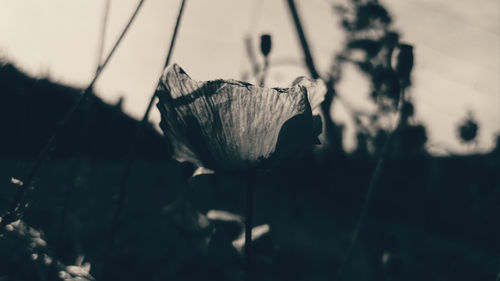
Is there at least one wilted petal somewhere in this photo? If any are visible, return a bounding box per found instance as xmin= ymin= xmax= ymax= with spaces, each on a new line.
xmin=192 ymin=166 xmax=214 ymax=177
xmin=231 ymin=224 xmax=270 ymax=253
xmin=206 ymin=209 xmax=243 ymax=223
xmin=156 ymin=64 xmax=317 ymax=171
xmin=289 ymin=76 xmax=326 ymax=114
xmin=289 ymin=76 xmax=327 ymax=144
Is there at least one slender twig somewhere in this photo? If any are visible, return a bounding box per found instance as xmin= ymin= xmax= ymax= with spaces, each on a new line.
xmin=96 ymin=0 xmax=112 ymax=75
xmin=58 ymin=0 xmax=112 ymax=237
xmin=163 ymin=0 xmax=187 ymax=69
xmin=286 ymin=0 xmax=320 ymax=79
xmin=0 ymin=0 xmax=146 ymax=234
xmin=333 ymin=135 xmax=391 ymax=279
xmin=101 ymin=0 xmax=187 ymax=277
xmin=285 ymin=0 xmax=342 ymax=155
xmin=334 ymin=88 xmax=407 ymax=280
xmin=259 ymin=57 xmax=269 ymax=87
xmin=285 ymin=0 xmax=410 ymax=278
xmin=244 ymin=170 xmax=255 ymax=281
xmin=244 ymin=36 xmax=261 ymax=80
xmin=56 ymin=0 xmax=112 ymax=253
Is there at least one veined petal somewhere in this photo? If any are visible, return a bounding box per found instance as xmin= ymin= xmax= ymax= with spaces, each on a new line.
xmin=156 ymin=64 xmax=316 ymax=172
xmin=289 ymin=76 xmax=327 ymax=145
xmin=289 ymin=76 xmax=327 ymax=115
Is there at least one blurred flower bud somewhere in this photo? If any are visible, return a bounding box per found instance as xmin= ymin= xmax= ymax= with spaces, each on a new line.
xmin=401 ymin=101 xmax=414 ymax=121
xmin=458 ymin=112 xmax=479 ymax=143
xmin=395 ymin=43 xmax=414 ymax=84
xmin=260 ymin=34 xmax=272 ymax=57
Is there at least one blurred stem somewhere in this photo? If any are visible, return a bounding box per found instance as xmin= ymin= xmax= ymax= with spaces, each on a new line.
xmin=96 ymin=0 xmax=112 ymax=75
xmin=286 ymin=0 xmax=343 ymax=155
xmin=286 ymin=0 xmax=319 ymax=79
xmin=259 ymin=56 xmax=269 ymax=87
xmin=334 ymin=85 xmax=409 ymax=280
xmin=244 ymin=170 xmax=255 ymax=281
xmin=244 ymin=36 xmax=260 ymax=80
xmin=101 ymin=0 xmax=187 ymax=278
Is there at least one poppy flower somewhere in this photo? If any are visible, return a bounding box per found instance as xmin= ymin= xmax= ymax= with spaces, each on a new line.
xmin=155 ymin=64 xmax=325 ymax=172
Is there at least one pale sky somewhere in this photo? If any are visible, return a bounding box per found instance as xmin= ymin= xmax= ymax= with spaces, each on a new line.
xmin=0 ymin=0 xmax=498 ymax=155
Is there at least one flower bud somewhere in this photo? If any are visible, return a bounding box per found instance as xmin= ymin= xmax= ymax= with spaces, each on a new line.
xmin=260 ymin=34 xmax=272 ymax=57
xmin=395 ymin=43 xmax=414 ymax=82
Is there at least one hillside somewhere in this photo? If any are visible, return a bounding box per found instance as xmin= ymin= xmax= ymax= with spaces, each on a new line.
xmin=0 ymin=62 xmax=168 ymax=160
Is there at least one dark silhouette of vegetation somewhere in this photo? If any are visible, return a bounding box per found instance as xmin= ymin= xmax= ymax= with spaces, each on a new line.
xmin=330 ymin=0 xmax=426 ymax=158
xmin=0 ymin=62 xmax=166 ymax=160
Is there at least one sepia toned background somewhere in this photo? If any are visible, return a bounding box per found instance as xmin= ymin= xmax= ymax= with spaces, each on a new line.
xmin=1 ymin=0 xmax=498 ymax=154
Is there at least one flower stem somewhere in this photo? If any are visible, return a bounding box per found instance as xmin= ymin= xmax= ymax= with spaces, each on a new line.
xmin=244 ymin=170 xmax=255 ymax=281
xmin=259 ymin=56 xmax=269 ymax=87
xmin=101 ymin=0 xmax=187 ymax=278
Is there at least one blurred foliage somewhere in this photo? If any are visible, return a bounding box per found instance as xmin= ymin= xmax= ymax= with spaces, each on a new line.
xmin=330 ymin=0 xmax=425 ymax=157
xmin=0 ymin=219 xmax=95 ymax=281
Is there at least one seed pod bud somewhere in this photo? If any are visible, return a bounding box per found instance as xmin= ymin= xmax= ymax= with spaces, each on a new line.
xmin=395 ymin=43 xmax=414 ymax=82
xmin=260 ymin=34 xmax=272 ymax=57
